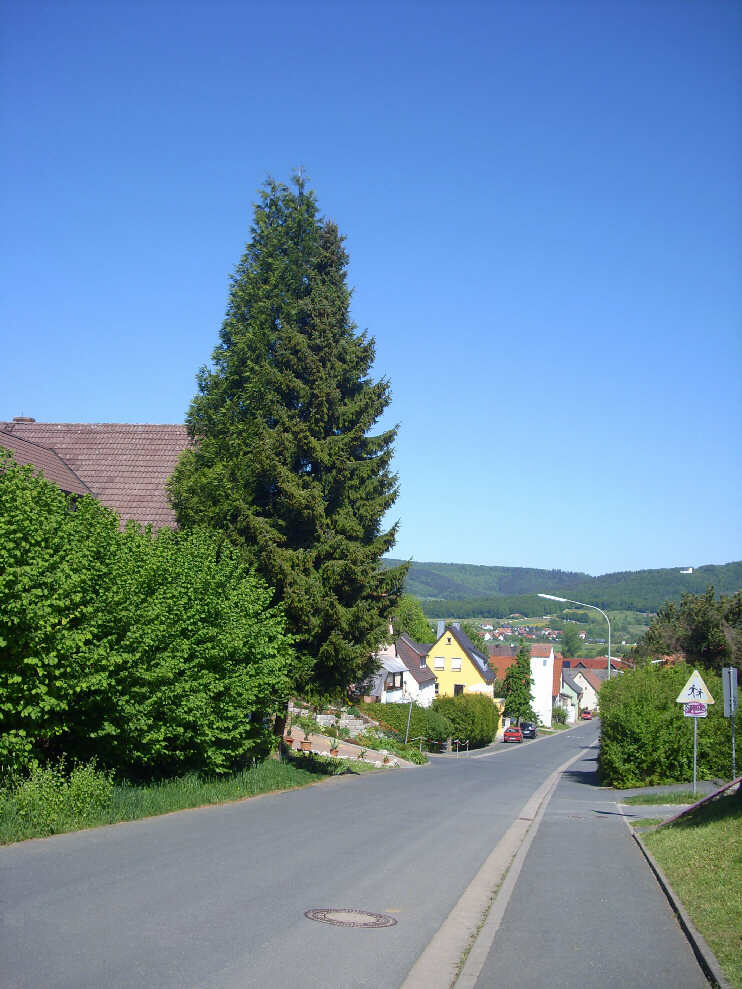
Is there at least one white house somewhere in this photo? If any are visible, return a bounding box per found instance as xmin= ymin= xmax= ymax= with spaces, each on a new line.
xmin=571 ymin=669 xmax=602 ymax=712
xmin=529 ymin=644 xmax=555 ymax=728
xmin=394 ymin=633 xmax=437 ymax=708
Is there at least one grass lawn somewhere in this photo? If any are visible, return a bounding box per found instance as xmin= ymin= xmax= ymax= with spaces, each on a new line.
xmin=0 ymin=754 xmax=373 ymax=845
xmin=643 ymin=793 xmax=742 ymax=989
xmin=622 ymin=791 xmax=698 ymax=805
xmin=631 ymin=817 xmax=663 ymax=828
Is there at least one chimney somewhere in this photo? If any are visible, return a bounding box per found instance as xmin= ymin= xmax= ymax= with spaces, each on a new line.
xmin=436 ymin=620 xmax=445 ymax=639
xmin=13 ymin=417 xmax=36 ymax=423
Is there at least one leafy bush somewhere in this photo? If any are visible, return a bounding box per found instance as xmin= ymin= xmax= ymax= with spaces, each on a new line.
xmin=599 ymin=664 xmax=741 ymax=787
xmin=0 ymin=454 xmax=292 ymax=777
xmin=432 ymin=694 xmax=499 ymax=748
xmin=358 ymin=702 xmax=451 ymax=749
xmin=4 ymin=760 xmax=114 ymax=837
xmin=552 ymin=706 xmax=567 ymax=725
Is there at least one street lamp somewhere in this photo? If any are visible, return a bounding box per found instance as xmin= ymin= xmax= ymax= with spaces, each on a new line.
xmin=538 ymin=593 xmax=612 ymax=680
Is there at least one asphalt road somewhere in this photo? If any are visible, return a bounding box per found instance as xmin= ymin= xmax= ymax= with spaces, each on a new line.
xmin=0 ymin=723 xmax=704 ymax=989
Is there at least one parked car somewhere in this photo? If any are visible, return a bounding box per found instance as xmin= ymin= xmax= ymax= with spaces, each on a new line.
xmin=519 ymin=721 xmax=537 ymax=738
xmin=503 ymin=725 xmax=523 ymax=743
xmin=581 ymin=710 xmax=593 ymax=720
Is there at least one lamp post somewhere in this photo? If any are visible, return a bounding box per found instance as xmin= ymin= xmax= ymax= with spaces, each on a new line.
xmin=538 ymin=593 xmax=612 ymax=681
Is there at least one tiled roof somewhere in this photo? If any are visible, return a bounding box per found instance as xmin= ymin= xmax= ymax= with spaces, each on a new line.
xmin=574 ymin=669 xmax=603 ymax=693
xmin=562 ymin=672 xmax=583 ymax=696
xmin=530 ymin=644 xmax=554 ymax=658
xmin=449 ymin=625 xmax=495 ymax=683
xmin=487 ymin=643 xmax=516 ymax=658
xmin=488 ymin=654 xmax=516 ymax=681
xmin=395 ymin=634 xmax=437 ymax=685
xmin=0 ymin=421 xmax=190 ymax=528
xmin=1 ymin=430 xmax=91 ymax=496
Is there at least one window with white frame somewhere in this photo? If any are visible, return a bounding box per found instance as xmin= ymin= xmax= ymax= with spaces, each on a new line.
xmin=434 ymin=656 xmax=445 ymax=670
xmin=451 ymin=656 xmax=462 ymax=671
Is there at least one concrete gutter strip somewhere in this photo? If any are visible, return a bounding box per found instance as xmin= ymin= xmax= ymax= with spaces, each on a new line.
xmin=631 ymin=831 xmax=732 ymax=989
xmin=400 ymin=747 xmax=585 ymax=989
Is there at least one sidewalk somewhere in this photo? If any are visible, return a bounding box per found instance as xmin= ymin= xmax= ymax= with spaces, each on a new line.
xmin=469 ymin=744 xmax=709 ymax=989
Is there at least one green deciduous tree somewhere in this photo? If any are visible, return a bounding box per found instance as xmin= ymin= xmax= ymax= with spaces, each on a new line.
xmin=168 ymin=175 xmax=406 ymax=704
xmin=561 ymin=624 xmax=581 ymax=658
xmin=503 ymin=639 xmax=535 ymax=723
xmin=0 ymin=452 xmax=291 ymax=776
xmin=394 ymin=594 xmax=433 ymax=643
xmin=633 ymin=587 xmax=742 ymax=674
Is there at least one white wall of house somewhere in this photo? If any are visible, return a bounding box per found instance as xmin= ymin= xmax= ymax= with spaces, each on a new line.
xmin=530 ymin=651 xmax=554 ymax=727
xmin=464 ymin=683 xmax=495 ymax=698
xmin=572 ymin=671 xmax=599 ymax=711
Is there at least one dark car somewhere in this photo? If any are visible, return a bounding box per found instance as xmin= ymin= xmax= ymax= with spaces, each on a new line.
xmin=519 ymin=721 xmax=537 ymax=739
xmin=503 ymin=725 xmax=523 ymax=743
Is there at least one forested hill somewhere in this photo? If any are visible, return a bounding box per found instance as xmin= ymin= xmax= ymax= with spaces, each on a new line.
xmin=383 ymin=559 xmax=742 ymax=615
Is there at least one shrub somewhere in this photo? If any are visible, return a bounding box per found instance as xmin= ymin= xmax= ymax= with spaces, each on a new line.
xmin=552 ymin=706 xmax=567 ymax=725
xmin=0 ymin=453 xmax=292 ymax=777
xmin=358 ymin=702 xmax=451 ymax=749
xmin=432 ymin=694 xmax=499 ymax=748
xmin=599 ymin=663 xmax=741 ymax=787
xmin=9 ymin=759 xmax=114 ymax=837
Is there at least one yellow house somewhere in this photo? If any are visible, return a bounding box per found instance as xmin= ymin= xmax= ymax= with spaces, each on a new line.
xmin=429 ymin=624 xmax=496 ymax=699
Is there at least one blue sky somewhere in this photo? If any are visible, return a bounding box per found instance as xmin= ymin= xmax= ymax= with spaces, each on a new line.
xmin=2 ymin=0 xmax=740 ymax=575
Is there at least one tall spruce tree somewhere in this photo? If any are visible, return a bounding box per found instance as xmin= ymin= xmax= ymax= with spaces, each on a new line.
xmin=503 ymin=639 xmax=536 ymax=724
xmin=169 ymin=175 xmax=406 ymax=704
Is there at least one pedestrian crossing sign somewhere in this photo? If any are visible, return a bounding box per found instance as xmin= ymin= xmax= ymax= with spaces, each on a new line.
xmin=676 ymin=669 xmax=715 ymax=705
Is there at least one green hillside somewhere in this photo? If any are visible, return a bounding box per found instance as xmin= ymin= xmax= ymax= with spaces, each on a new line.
xmin=384 ymin=559 xmax=742 ymax=616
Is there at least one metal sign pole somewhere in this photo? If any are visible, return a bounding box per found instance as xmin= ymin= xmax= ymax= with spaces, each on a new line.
xmin=732 ymin=713 xmax=737 ymax=781
xmin=693 ymin=716 xmax=697 ymax=797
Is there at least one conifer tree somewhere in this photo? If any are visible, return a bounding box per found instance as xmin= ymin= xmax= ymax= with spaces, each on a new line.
xmin=503 ymin=639 xmax=536 ymax=723
xmin=169 ymin=175 xmax=406 ymax=702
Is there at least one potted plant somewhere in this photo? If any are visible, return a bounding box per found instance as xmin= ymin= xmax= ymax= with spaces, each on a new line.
xmin=329 ymin=741 xmax=340 ymax=756
xmin=284 ymin=720 xmax=294 ymax=746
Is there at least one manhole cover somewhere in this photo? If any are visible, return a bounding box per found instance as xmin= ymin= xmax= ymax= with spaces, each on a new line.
xmin=304 ymin=908 xmax=397 ymax=928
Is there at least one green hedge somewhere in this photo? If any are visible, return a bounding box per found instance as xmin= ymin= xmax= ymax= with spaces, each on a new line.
xmin=598 ymin=664 xmax=741 ymax=788
xmin=0 ymin=453 xmax=292 ymax=777
xmin=432 ymin=694 xmax=499 ymax=748
xmin=359 ymin=702 xmax=451 ymax=749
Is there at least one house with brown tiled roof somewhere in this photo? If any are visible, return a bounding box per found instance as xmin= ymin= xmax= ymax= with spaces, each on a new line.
xmin=571 ymin=669 xmax=602 ymax=711
xmin=395 ymin=633 xmax=437 ymax=707
xmin=0 ymin=417 xmax=189 ymax=528
xmin=0 ymin=429 xmax=91 ymax=497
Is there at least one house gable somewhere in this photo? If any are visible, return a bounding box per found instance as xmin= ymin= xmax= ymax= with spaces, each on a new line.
xmin=428 ymin=625 xmax=494 ymax=698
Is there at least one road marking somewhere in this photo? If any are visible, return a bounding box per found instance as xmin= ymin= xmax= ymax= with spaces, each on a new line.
xmin=400 ymin=747 xmax=585 ymax=989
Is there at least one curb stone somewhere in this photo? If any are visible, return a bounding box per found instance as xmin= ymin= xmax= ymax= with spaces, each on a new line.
xmin=630 ymin=829 xmax=731 ymax=989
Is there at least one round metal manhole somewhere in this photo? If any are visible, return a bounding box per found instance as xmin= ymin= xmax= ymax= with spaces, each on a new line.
xmin=304 ymin=908 xmax=397 ymax=928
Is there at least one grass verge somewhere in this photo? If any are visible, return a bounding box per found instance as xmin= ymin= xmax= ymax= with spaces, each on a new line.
xmin=0 ymin=755 xmax=369 ymax=845
xmin=643 ymin=793 xmax=742 ymax=989
xmin=622 ymin=791 xmax=698 ymax=805
xmin=630 ymin=817 xmax=663 ymax=828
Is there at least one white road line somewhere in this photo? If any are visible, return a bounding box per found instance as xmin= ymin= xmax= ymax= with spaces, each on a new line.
xmin=400 ymin=747 xmax=585 ymax=989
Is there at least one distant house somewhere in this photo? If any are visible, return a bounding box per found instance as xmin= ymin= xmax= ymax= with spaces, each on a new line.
xmin=572 ymin=669 xmax=602 ymax=711
xmin=559 ymin=672 xmax=583 ymax=722
xmin=0 ymin=417 xmax=189 ymax=527
xmin=427 ymin=624 xmax=495 ymax=699
xmin=529 ymin=644 xmax=555 ymax=728
xmin=395 ymin=634 xmax=437 ymax=708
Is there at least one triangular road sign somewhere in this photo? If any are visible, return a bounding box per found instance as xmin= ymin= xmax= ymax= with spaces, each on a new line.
xmin=676 ymin=669 xmax=715 ymax=704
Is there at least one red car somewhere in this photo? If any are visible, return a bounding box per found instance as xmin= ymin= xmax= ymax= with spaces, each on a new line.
xmin=503 ymin=725 xmax=523 ymax=743
xmin=581 ymin=710 xmax=593 ymax=720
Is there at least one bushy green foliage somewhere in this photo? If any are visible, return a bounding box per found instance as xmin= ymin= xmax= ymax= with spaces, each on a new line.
xmin=394 ymin=594 xmax=434 ymax=642
xmin=0 ymin=453 xmax=292 ymax=776
xmin=503 ymin=640 xmax=536 ymax=723
xmin=552 ymin=705 xmax=567 ymax=725
xmin=359 ymin=701 xmax=451 ymax=749
xmin=168 ymin=175 xmax=406 ymax=699
xmin=633 ymin=587 xmax=742 ymax=673
xmin=1 ymin=759 xmax=114 ymax=838
xmin=598 ymin=664 xmax=742 ymax=788
xmin=431 ymin=694 xmax=498 ymax=748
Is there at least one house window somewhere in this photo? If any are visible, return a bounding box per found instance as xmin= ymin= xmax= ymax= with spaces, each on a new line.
xmin=434 ymin=656 xmax=445 ymax=670
xmin=451 ymin=657 xmax=462 ymax=671
xmin=543 ymin=660 xmax=547 ymax=667
xmin=385 ymin=672 xmax=403 ymax=690
xmin=434 ymin=682 xmax=439 ymax=695
xmin=420 ymin=656 xmax=427 ymax=668
xmin=454 ymin=684 xmax=464 ymax=696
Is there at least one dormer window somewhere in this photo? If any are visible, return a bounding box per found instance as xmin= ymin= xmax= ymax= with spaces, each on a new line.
xmin=420 ymin=657 xmax=426 ymax=668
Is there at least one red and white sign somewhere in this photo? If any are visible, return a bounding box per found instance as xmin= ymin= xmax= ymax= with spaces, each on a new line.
xmin=683 ymin=702 xmax=707 ymax=718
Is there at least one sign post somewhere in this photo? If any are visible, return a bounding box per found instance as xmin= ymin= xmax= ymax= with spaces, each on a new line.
xmin=676 ymin=670 xmax=715 ymax=796
xmin=722 ymin=667 xmax=738 ymax=780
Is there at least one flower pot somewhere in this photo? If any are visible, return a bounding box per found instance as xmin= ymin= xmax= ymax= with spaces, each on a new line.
xmin=330 ymin=748 xmax=339 ymax=757
xmin=300 ymin=739 xmax=311 ymax=752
